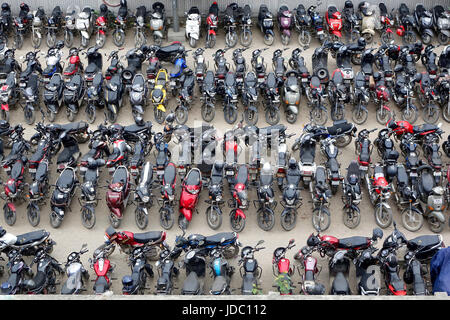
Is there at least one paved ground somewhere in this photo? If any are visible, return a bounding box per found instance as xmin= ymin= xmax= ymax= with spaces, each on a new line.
xmin=1 ymin=28 xmax=448 ymax=296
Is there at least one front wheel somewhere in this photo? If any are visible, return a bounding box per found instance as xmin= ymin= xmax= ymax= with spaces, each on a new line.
xmin=404 ymin=31 xmax=417 ymax=45
xmin=175 ymin=105 xmax=188 ymax=125
xmin=257 ymin=208 xmax=275 ymax=231
xmin=96 ymin=32 xmax=106 ymax=48
xmin=422 ymin=104 xmax=440 ymax=124
xmin=312 ymin=207 xmax=330 ymax=232
xmin=14 ymin=33 xmax=24 ymax=49
xmin=381 ymin=30 xmax=393 ymax=44
xmin=281 ymin=34 xmax=290 ymax=46
xmin=225 ymin=32 xmax=238 ymax=48
xmin=50 ymin=211 xmax=63 ymax=228
xmin=230 ymin=210 xmax=246 ymax=233
xmin=80 ymin=36 xmax=89 ymax=48
xmin=421 ymin=34 xmax=431 ymax=45
xmin=438 ymin=33 xmax=449 ymax=45
xmin=352 ymin=106 xmax=368 ymax=125
xmin=331 ymin=105 xmax=345 ymax=121
xmin=27 ymin=203 xmax=40 ymax=227
xmin=285 ymin=110 xmax=298 ymax=124
xmin=201 ymin=103 xmax=215 ymax=122
xmin=32 ymin=31 xmax=42 ymax=49
xmin=376 ymin=105 xmax=391 ymax=125
xmin=109 ymin=214 xmax=121 ymax=228
xmin=135 ymin=206 xmax=149 ymax=230
xmin=3 ymin=204 xmax=16 ymax=226
xmin=81 ymin=205 xmax=96 ymax=229
xmin=443 ymin=103 xmax=450 ymax=123
xmin=244 ymin=108 xmax=258 ymax=125
xmin=85 ymin=104 xmax=96 ymax=124
xmin=335 ymin=135 xmax=352 ymax=148
xmin=374 ymin=203 xmax=393 ymax=229
xmin=107 ymin=105 xmax=118 ymax=123
xmin=135 ymin=31 xmax=146 ymax=48
xmin=263 ymin=34 xmax=274 ymax=46
xmin=1 ymin=109 xmax=9 ymax=122
xmin=24 ymin=106 xmax=35 ymax=125
xmin=280 ymin=209 xmax=297 ymax=231
xmin=47 ymin=110 xmax=56 ymax=122
xmin=401 ymin=208 xmax=423 ymax=232
xmin=298 ymin=30 xmax=311 ymax=47
xmin=265 ymin=108 xmax=280 ymax=125
xmin=343 ymin=207 xmax=361 ymax=229
xmin=224 ymin=106 xmax=238 ymax=124
xmin=206 ymin=206 xmax=222 ymax=230
xmin=362 ymin=32 xmax=374 ymax=44
xmin=189 ymin=37 xmax=197 ymax=48
xmin=310 ymin=106 xmax=327 ymax=125
xmin=428 ymin=216 xmax=444 ymax=233
xmin=402 ymin=105 xmax=418 ymax=124
xmin=64 ymin=30 xmax=74 ymax=48
xmin=67 ymin=109 xmax=77 ymax=122
xmin=159 ymin=206 xmax=174 ymax=230
xmin=206 ymin=34 xmax=216 ymax=48
xmin=154 ymin=107 xmax=165 ymax=124
xmin=113 ymin=29 xmax=125 ymax=47
xmin=240 ymin=30 xmax=252 ymax=47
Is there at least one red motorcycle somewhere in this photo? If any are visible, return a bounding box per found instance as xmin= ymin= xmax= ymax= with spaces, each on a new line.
xmin=63 ymin=47 xmax=84 ymax=80
xmin=2 ymin=158 xmax=27 ymax=226
xmin=106 ymin=165 xmax=130 ymax=228
xmin=371 ymin=72 xmax=392 ymax=125
xmin=325 ymin=5 xmax=343 ymax=41
xmin=89 ymin=242 xmax=116 ymax=294
xmin=228 ymin=164 xmax=249 ymax=233
xmin=272 ymin=239 xmax=296 ymax=295
xmin=103 ymin=226 xmax=167 ymax=259
xmin=387 ymin=115 xmax=443 ymax=142
xmin=366 ymin=164 xmax=394 ymax=229
xmin=206 ymin=2 xmax=219 ymax=48
xmin=294 ymin=245 xmax=326 ymax=295
xmin=178 ymin=167 xmax=202 ymax=230
xmin=95 ymin=15 xmax=107 ymax=48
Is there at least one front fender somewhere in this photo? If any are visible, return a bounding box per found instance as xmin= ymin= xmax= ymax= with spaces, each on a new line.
xmin=362 ymin=29 xmax=375 ymax=35
xmin=232 ymin=208 xmax=246 ymax=219
xmin=132 ymin=104 xmax=144 ymax=114
xmin=429 ymin=210 xmax=445 ymax=223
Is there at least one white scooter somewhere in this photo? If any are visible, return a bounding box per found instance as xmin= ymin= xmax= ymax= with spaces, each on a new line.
xmin=76 ymin=7 xmax=94 ymax=48
xmin=185 ymin=6 xmax=201 ymax=48
xmin=150 ymin=2 xmax=166 ymax=45
xmin=31 ymin=7 xmax=45 ymax=49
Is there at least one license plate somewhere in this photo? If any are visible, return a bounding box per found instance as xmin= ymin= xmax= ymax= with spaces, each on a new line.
xmin=435 ymin=198 xmax=443 ymax=205
xmin=385 ymin=77 xmax=392 ymax=81
xmin=170 ymin=81 xmax=176 ymax=86
xmin=430 ymin=74 xmax=436 ymax=79
xmin=359 ymin=165 xmax=368 ymax=171
xmin=302 ymin=78 xmax=308 ymax=82
xmin=436 ymin=172 xmax=442 ymax=176
xmin=258 ymin=78 xmax=264 ymax=83
xmin=20 ymin=83 xmax=26 ymax=87
xmin=410 ymin=172 xmax=418 ymax=177
xmin=131 ymin=169 xmax=138 ymax=173
xmin=29 ymin=168 xmax=36 ymax=173
xmin=317 ymin=30 xmax=324 ymax=35
xmin=226 ymin=170 xmax=234 ymax=175
xmin=331 ymin=180 xmax=340 ymax=185
xmin=157 ymin=170 xmax=164 ymax=176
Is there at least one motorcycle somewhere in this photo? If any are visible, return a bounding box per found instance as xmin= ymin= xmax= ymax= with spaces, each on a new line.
xmin=185 ymin=6 xmax=201 ymax=48
xmin=205 ymin=2 xmax=219 ymax=48
xmin=228 ymin=164 xmax=249 ymax=233
xmin=358 ymin=2 xmax=378 ymax=44
xmin=342 ymin=0 xmax=360 ymax=42
xmin=433 ymin=5 xmax=450 ymax=45
xmin=154 ymin=244 xmax=182 ymax=295
xmin=280 ymin=158 xmax=302 ymax=231
xmin=60 ymin=244 xmax=89 ymax=294
xmin=112 ymin=0 xmax=129 ymax=47
xmin=378 ymin=3 xmax=395 ymax=44
xmin=320 ymin=137 xmax=342 ymax=195
xmin=325 ymin=5 xmax=343 ymax=41
xmin=122 ymin=246 xmax=154 ymax=295
xmin=239 ymin=240 xmax=264 ymax=295
xmin=294 ymin=4 xmax=312 ymax=47
xmin=94 ymin=5 xmax=109 ymax=48
xmin=179 ymin=248 xmax=206 ymax=295
xmin=133 ymin=6 xmax=147 ymax=48
xmin=294 ymin=245 xmax=326 ymax=295
xmin=277 ymin=5 xmax=293 ymax=45
xmin=205 ymin=161 xmax=224 ymax=230
xmin=307 ymin=3 xmax=326 ymax=44
xmin=224 ymin=3 xmax=239 ymax=48
xmin=104 ymin=73 xmax=125 ymax=123
xmin=174 ymin=69 xmax=195 ymax=125
xmin=50 ymin=166 xmax=78 ymax=228
xmin=272 ymin=239 xmax=296 ymax=295
xmin=223 ymin=72 xmax=239 ymax=124
xmin=292 ymin=131 xmax=317 ymax=187
xmin=365 ymin=163 xmax=393 ymax=229
xmin=106 ymin=165 xmax=131 ymax=228
xmin=147 ymin=3 xmax=165 ymax=46
xmin=13 ymin=3 xmax=32 ymax=49
xmin=352 ymin=71 xmax=370 ymax=124
xmin=253 ymin=163 xmax=276 ymax=231
xmin=242 ymin=71 xmax=259 ymax=125
xmin=89 ymin=242 xmax=116 ymax=294
xmin=341 ymin=161 xmax=362 ymax=229
xmin=20 ymin=70 xmax=41 ymax=125
xmin=31 ymin=7 xmax=45 ymax=49
xmin=63 ymin=47 xmax=83 ymax=80
xmin=151 ymin=68 xmax=169 ymax=124
xmin=422 ymin=135 xmax=443 ymax=184
xmin=238 ymin=4 xmax=252 ymax=47
xmin=310 ymin=166 xmax=332 ymax=231
xmin=283 ymin=70 xmax=300 ymax=124
xmin=258 ymin=5 xmax=275 ymax=46
xmin=133 ymin=162 xmax=154 ymax=230
xmin=396 ymin=3 xmax=418 ymax=44
xmin=63 ymin=73 xmax=85 ymax=121
xmin=158 ymin=162 xmax=177 ymax=230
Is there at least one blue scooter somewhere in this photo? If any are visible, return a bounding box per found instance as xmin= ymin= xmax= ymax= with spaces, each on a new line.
xmin=169 ymin=50 xmax=191 ymax=97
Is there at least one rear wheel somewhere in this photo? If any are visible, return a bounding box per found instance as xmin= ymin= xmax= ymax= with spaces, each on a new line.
xmin=285 ymin=110 xmax=298 ymax=124
xmin=47 ymin=110 xmax=56 ymax=122
xmin=3 ymin=204 xmax=16 ymax=226
xmin=189 ymin=37 xmax=197 ymax=48
xmin=159 ymin=206 xmax=174 ymax=230
xmin=362 ymin=32 xmax=374 ymax=44
xmin=335 ymin=135 xmax=352 ymax=148
xmin=175 ymin=105 xmax=188 ymax=125
xmin=281 ymin=34 xmax=290 ymax=45
xmin=81 ymin=205 xmax=96 ymax=229
xmin=438 ymin=33 xmax=449 ymax=45
xmin=403 ymin=31 xmax=417 ymax=45
xmin=67 ymin=109 xmax=76 ymax=122
xmin=109 ymin=214 xmax=121 ymax=228
xmin=223 ymin=244 xmax=239 ymax=259
xmin=27 ymin=203 xmax=40 ymax=227
xmin=50 ymin=211 xmax=62 ymax=228
xmin=14 ymin=33 xmax=24 ymax=49
xmin=312 ymin=207 xmax=330 ymax=232
xmin=107 ymin=105 xmax=118 ymax=123
xmin=401 ymin=208 xmax=423 ymax=232
xmin=428 ymin=216 xmax=444 ymax=233
xmin=135 ymin=31 xmax=146 ymax=48
xmin=421 ymin=34 xmax=431 ymax=45
xmin=331 ymin=105 xmax=344 ymax=121
xmin=206 ymin=206 xmax=222 ymax=230
xmin=80 ymin=36 xmax=89 ymax=48
xmin=265 ymin=108 xmax=280 ymax=125
xmin=443 ymin=103 xmax=450 ymax=123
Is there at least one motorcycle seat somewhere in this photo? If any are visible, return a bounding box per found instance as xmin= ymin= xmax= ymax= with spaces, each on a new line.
xmin=310 ymin=76 xmax=321 ymax=88
xmin=133 ymin=231 xmax=164 ymax=244
xmin=413 ymin=124 xmax=438 ymax=134
xmin=315 ymin=167 xmax=327 ymax=185
xmin=328 ymin=158 xmax=340 ymax=173
xmin=420 ymin=171 xmax=434 ymax=194
xmin=211 ymin=275 xmax=227 ymax=294
xmin=408 ymin=234 xmax=441 ymax=250
xmin=286 ymin=170 xmax=301 ymax=185
xmin=379 ymin=3 xmax=387 ymax=15
xmin=286 ymin=75 xmax=298 ymax=87
xmin=182 ymin=75 xmax=195 ymax=90
xmin=331 ymin=272 xmax=350 ymax=295
xmin=327 ymin=121 xmax=352 ymax=136
xmin=14 ymin=230 xmax=48 ymax=246
xmin=84 ymin=168 xmax=99 ymax=183
xmin=163 ymin=164 xmax=176 ymax=184
xmin=397 ymin=166 xmax=409 ymax=186
xmin=92 ymin=72 xmax=103 ymax=87
xmin=156 ymin=150 xmax=169 ymax=167
xmin=36 ymin=161 xmax=48 ymax=182
xmin=132 ymin=74 xmax=145 ymax=92
xmin=338 ymin=236 xmax=368 ymax=249
xmin=185 ymin=169 xmax=201 ymax=186
xmin=242 ymin=273 xmax=255 ymax=294
xmin=331 ymin=70 xmax=344 ymax=84
xmin=204 ymin=71 xmax=215 ymax=85
xmin=85 ymin=63 xmax=99 ymax=74
xmin=236 ymin=165 xmax=248 ymax=184
xmin=158 ymin=43 xmax=182 ymax=56
xmin=399 ymin=4 xmax=410 ymax=17
xmin=182 ymin=272 xmax=200 ymax=294
xmin=112 ymin=166 xmax=128 ymax=185
xmin=67 ymin=74 xmax=83 ymax=88
xmin=24 ymin=271 xmax=46 ymax=291
xmin=205 ymin=232 xmax=236 ymax=245
xmin=225 ymin=73 xmax=236 ymax=87
xmin=94 ymin=276 xmax=109 ymax=294
xmin=45 ymin=73 xmax=62 ymax=91
xmin=57 ymin=121 xmax=88 ymax=133
xmin=259 ymin=124 xmax=286 ymax=136
xmin=58 ymin=168 xmax=76 ymax=189
xmin=362 ymin=63 xmax=373 ymax=75
xmin=260 ymin=173 xmax=273 ymax=186
xmin=10 ymin=160 xmax=23 ymax=180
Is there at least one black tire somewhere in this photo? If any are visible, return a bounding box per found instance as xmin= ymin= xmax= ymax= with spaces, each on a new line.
xmin=27 ymin=203 xmax=40 ymax=227
xmin=224 ymin=106 xmax=238 ymax=124
xmin=201 ymin=103 xmax=215 ymax=122
xmin=381 ymin=31 xmax=393 ymax=44
xmin=175 ymin=106 xmax=188 ymax=125
xmin=374 ymin=203 xmax=393 ymax=229
xmin=443 ymin=104 xmax=450 ymax=123
xmin=14 ymin=33 xmax=23 ymax=49
xmin=85 ymin=104 xmax=96 ymax=124
xmin=352 ymin=106 xmax=368 ymax=125
xmin=428 ymin=216 xmax=444 ymax=233
xmin=189 ymin=37 xmax=197 ymax=48
xmin=225 ymin=32 xmax=238 ymax=48
xmin=331 ymin=106 xmax=345 ymax=121
xmin=311 ymin=107 xmax=328 ymax=125
xmin=404 ymin=31 xmax=417 ymax=45
xmin=401 ymin=208 xmax=423 ymax=232
xmin=223 ymin=244 xmax=239 ymax=259
xmin=362 ymin=32 xmax=374 ymax=44
xmin=230 ymin=210 xmax=246 ymax=233
xmin=24 ymin=106 xmax=35 ymax=125
xmin=257 ymin=208 xmax=275 ymax=231
xmin=154 ymin=35 xmax=163 ymax=46
xmin=331 ymin=184 xmax=338 ymax=195
xmin=438 ymin=33 xmax=449 ymax=45
xmin=343 ymin=207 xmax=361 ymax=229
xmin=178 ymin=215 xmax=189 ymax=230
xmin=135 ymin=206 xmax=149 ymax=230
xmin=335 ymin=135 xmax=352 ymax=148
xmin=240 ymin=30 xmax=252 ymax=47
xmin=206 ymin=206 xmax=222 ymax=230
xmin=113 ymin=29 xmax=125 ymax=47
xmin=135 ymin=31 xmax=146 ymax=48
xmin=298 ymin=30 xmax=311 ymax=47
xmin=67 ymin=109 xmax=76 ymax=122
xmin=376 ymin=106 xmax=391 ymax=125
xmin=32 ymin=31 xmax=42 ymax=49
xmin=280 ymin=209 xmax=297 ymax=231
xmin=81 ymin=205 xmax=96 ymax=229
xmin=47 ymin=110 xmax=56 ymax=122
xmin=351 ymin=53 xmax=362 ymax=65
xmin=421 ymin=34 xmax=431 ymax=45
xmin=422 ymin=104 xmax=440 ymax=124
xmin=107 ymin=105 xmax=118 ymax=123
xmin=244 ymin=108 xmax=258 ymax=125
xmin=1 ymin=109 xmax=9 ymax=123
xmin=285 ymin=110 xmax=298 ymax=124
xmin=154 ymin=107 xmax=165 ymax=124
xmin=50 ymin=211 xmax=62 ymax=228
xmin=96 ymin=33 xmax=106 ymax=48
xmin=263 ymin=34 xmax=274 ymax=46
xmin=109 ymin=214 xmax=121 ymax=228
xmin=159 ymin=206 xmax=174 ymax=230
xmin=3 ymin=204 xmax=15 ymax=226
xmin=265 ymin=108 xmax=280 ymax=125
xmin=312 ymin=207 xmax=330 ymax=232
xmin=64 ymin=30 xmax=74 ymax=48
xmin=80 ymin=36 xmax=89 ymax=48
xmin=281 ymin=34 xmax=290 ymax=46
xmin=402 ymin=106 xmax=418 ymax=124
xmin=95 ymin=242 xmax=116 ymax=258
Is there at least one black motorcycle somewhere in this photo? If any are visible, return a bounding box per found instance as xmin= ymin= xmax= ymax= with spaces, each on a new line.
xmin=121 ymin=246 xmax=154 ymax=295
xmin=239 ymin=240 xmax=265 ymax=295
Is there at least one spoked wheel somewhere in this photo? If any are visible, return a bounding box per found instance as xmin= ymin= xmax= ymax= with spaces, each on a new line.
xmin=331 ymin=106 xmax=345 ymax=121
xmin=80 ymin=205 xmax=96 ymax=229
xmin=240 ymin=31 xmax=252 ymax=47
xmin=175 ymin=106 xmax=188 ymax=125
xmin=298 ymin=30 xmax=311 ymax=47
xmin=113 ymin=30 xmax=125 ymax=47
xmin=285 ymin=110 xmax=298 ymax=124
xmin=401 ymin=208 xmax=423 ymax=232
xmin=14 ymin=33 xmax=24 ymax=49
xmin=352 ymin=106 xmax=368 ymax=125
xmin=159 ymin=206 xmax=174 ymax=230
xmin=27 ymin=202 xmax=41 ymax=227
xmin=3 ymin=204 xmax=16 ymax=226
xmin=376 ymin=106 xmax=392 ymax=125
xmin=265 ymin=108 xmax=280 ymax=125
xmin=334 ymin=135 xmax=352 ymax=148
xmin=224 ymin=106 xmax=238 ymax=124
xmin=312 ymin=207 xmax=330 ymax=232
xmin=374 ymin=203 xmax=393 ymax=229
xmin=206 ymin=206 xmax=222 ymax=230
xmin=403 ymin=31 xmax=417 ymax=45
xmin=50 ymin=211 xmax=62 ymax=228
xmin=280 ymin=209 xmax=297 ymax=231
xmin=343 ymin=207 xmax=361 ymax=229
xmin=244 ymin=108 xmax=258 ymax=125
xmin=421 ymin=34 xmax=431 ymax=45
xmin=422 ymin=104 xmax=440 ymax=124
xmin=225 ymin=32 xmax=238 ymax=48
xmin=311 ymin=107 xmax=327 ymax=125
xmin=230 ymin=210 xmax=246 ymax=233
xmin=85 ymin=104 xmax=96 ymax=124
xmin=154 ymin=35 xmax=163 ymax=46
xmin=402 ymin=106 xmax=418 ymax=124
xmin=201 ymin=103 xmax=215 ymax=122
xmin=135 ymin=31 xmax=146 ymax=48
xmin=222 ymin=244 xmax=239 ymax=259
xmin=381 ymin=31 xmax=394 ymax=44
xmin=443 ymin=103 xmax=450 ymax=123
xmin=32 ymin=31 xmax=42 ymax=49
xmin=64 ymin=30 xmax=74 ymax=48
xmin=135 ymin=206 xmax=149 ymax=230
xmin=257 ymin=208 xmax=275 ymax=231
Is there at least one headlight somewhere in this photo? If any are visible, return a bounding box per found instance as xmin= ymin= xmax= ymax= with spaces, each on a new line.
xmin=168 ymin=195 xmax=174 ymax=201
xmin=131 ymin=91 xmax=142 ymax=101
xmin=286 ymin=198 xmax=294 ymax=205
xmin=142 ymin=195 xmax=150 ymax=203
xmin=247 ymin=19 xmax=252 ymax=24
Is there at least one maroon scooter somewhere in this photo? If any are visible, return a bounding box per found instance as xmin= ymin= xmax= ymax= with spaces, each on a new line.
xmin=294 ymin=245 xmax=326 ymax=295
xmin=105 ymin=165 xmax=131 ymax=228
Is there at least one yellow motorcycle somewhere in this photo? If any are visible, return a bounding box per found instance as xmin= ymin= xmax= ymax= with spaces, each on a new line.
xmin=151 ymin=68 xmax=168 ymax=124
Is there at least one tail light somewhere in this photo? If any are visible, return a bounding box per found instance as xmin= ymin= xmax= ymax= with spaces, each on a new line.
xmin=218 ymin=74 xmax=225 ymax=79
xmin=148 ymin=74 xmax=156 ymax=79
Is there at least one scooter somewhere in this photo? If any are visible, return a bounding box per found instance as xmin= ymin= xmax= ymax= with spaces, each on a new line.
xmin=149 ymin=2 xmax=166 ymax=46
xmin=76 ymin=6 xmax=94 ymax=48
xmin=414 ymin=4 xmax=435 ymax=45
xmin=258 ymin=5 xmax=275 ymax=46
xmin=49 ymin=166 xmax=78 ymax=228
xmin=63 ymin=73 xmax=85 ymax=121
xmin=278 ymin=5 xmax=293 ymax=45
xmin=121 ymin=246 xmax=154 ymax=295
xmin=106 ymin=165 xmax=131 ymax=228
xmin=325 ymin=5 xmax=343 ymax=41
xmin=433 ymin=5 xmax=450 ymax=45
xmin=185 ymin=6 xmax=201 ymax=48
xmin=178 ymin=168 xmax=202 ymax=230
xmin=283 ymin=70 xmax=300 ymax=124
